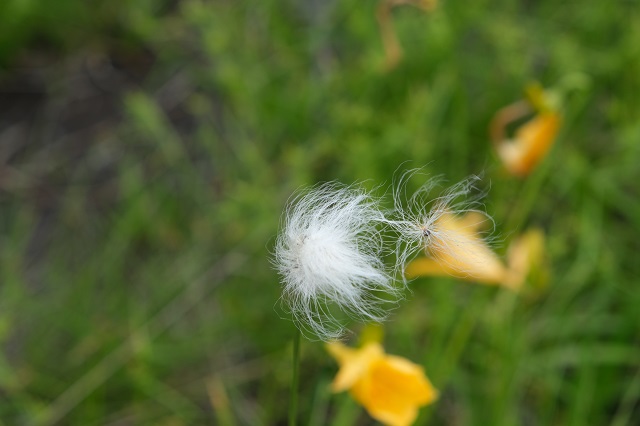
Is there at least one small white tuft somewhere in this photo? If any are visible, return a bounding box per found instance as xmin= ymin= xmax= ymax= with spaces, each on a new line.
xmin=387 ymin=171 xmax=495 ymax=281
xmin=273 ymin=183 xmax=399 ymax=341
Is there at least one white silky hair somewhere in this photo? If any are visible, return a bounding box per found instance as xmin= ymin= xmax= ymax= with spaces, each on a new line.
xmin=386 ymin=170 xmax=495 ymax=281
xmin=274 ymin=182 xmax=399 ymax=341
xmin=274 ymin=182 xmax=399 ymax=340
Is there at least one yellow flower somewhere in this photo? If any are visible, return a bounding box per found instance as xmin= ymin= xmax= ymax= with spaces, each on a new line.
xmin=406 ymin=213 xmax=546 ymax=291
xmin=503 ymin=228 xmax=548 ymax=292
xmin=491 ymin=83 xmax=562 ymax=177
xmin=496 ymin=113 xmax=561 ymax=177
xmin=327 ymin=341 xmax=438 ymax=426
xmin=406 ymin=212 xmax=509 ymax=285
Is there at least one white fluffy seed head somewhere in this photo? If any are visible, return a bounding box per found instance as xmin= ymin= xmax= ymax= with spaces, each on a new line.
xmin=387 ymin=171 xmax=495 ymax=281
xmin=273 ymin=182 xmax=399 ymax=341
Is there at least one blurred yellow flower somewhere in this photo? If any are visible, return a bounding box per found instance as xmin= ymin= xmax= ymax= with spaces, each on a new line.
xmin=406 ymin=211 xmax=509 ymax=285
xmin=327 ymin=341 xmax=438 ymax=426
xmin=491 ymin=83 xmax=561 ymax=177
xmin=503 ymin=228 xmax=548 ymax=292
xmin=496 ymin=113 xmax=561 ymax=177
xmin=406 ymin=213 xmax=546 ymax=291
xmin=377 ymin=0 xmax=438 ymax=70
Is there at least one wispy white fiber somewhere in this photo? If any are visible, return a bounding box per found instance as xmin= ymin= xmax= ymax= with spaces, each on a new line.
xmin=273 ymin=183 xmax=398 ymax=341
xmin=387 ymin=171 xmax=495 ymax=281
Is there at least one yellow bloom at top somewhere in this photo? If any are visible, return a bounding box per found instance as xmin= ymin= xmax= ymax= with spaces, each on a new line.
xmin=491 ymin=83 xmax=562 ymax=177
xmin=327 ymin=341 xmax=438 ymax=426
xmin=496 ymin=113 xmax=561 ymax=177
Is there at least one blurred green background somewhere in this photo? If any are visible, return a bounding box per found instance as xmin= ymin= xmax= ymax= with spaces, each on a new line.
xmin=1 ymin=0 xmax=639 ymax=424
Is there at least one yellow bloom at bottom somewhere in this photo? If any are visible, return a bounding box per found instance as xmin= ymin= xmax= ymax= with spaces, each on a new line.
xmin=327 ymin=341 xmax=438 ymax=426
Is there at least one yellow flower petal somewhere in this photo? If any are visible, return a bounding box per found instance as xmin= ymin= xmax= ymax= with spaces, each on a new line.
xmin=497 ymin=113 xmax=561 ymax=176
xmin=327 ymin=341 xmax=384 ymax=392
xmin=454 ymin=211 xmax=490 ymax=233
xmin=405 ymin=258 xmax=450 ymax=278
xmin=351 ymin=355 xmax=438 ymax=426
xmin=408 ymin=213 xmax=509 ymax=285
xmin=504 ymin=228 xmax=546 ymax=291
xmin=406 ymin=215 xmax=547 ymax=292
xmin=327 ymin=342 xmax=438 ymax=426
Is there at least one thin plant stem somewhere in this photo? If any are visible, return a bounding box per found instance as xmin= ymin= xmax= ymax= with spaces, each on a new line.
xmin=289 ymin=329 xmax=301 ymax=426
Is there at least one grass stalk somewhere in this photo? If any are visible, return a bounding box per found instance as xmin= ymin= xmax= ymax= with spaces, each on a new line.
xmin=289 ymin=329 xmax=301 ymax=426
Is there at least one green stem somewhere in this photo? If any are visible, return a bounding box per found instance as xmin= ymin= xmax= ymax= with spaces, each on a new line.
xmin=289 ymin=329 xmax=301 ymax=426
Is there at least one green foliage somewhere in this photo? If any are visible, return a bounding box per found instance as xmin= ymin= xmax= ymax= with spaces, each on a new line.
xmin=0 ymin=0 xmax=167 ymax=66
xmin=1 ymin=0 xmax=639 ymax=424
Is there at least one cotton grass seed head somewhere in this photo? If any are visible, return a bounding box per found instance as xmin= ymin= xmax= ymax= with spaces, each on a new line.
xmin=388 ymin=171 xmax=495 ymax=282
xmin=273 ymin=183 xmax=399 ymax=341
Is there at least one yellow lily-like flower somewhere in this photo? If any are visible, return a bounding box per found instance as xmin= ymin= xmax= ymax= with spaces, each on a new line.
xmin=496 ymin=112 xmax=561 ymax=177
xmin=503 ymin=228 xmax=547 ymax=292
xmin=491 ymin=83 xmax=562 ymax=177
xmin=327 ymin=341 xmax=438 ymax=426
xmin=406 ymin=211 xmax=510 ymax=286
xmin=406 ymin=213 xmax=546 ymax=291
